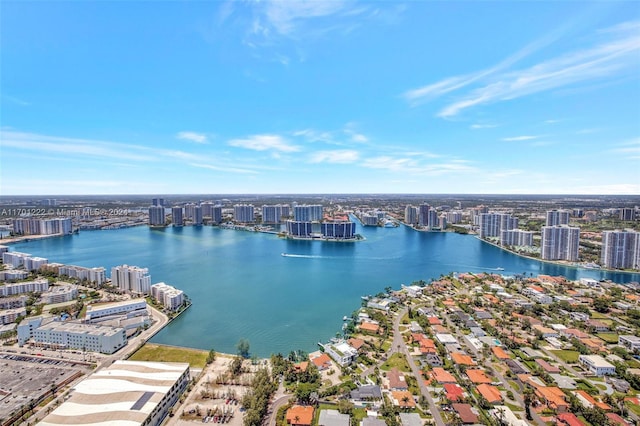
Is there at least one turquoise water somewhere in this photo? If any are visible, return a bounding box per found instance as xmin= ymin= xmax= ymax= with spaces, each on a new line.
xmin=9 ymin=225 xmax=639 ymax=357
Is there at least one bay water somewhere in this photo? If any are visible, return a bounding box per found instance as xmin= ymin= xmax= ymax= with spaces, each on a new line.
xmin=8 ymin=224 xmax=639 ymax=357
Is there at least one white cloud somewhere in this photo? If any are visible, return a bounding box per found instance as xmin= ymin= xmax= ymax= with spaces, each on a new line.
xmin=502 ymin=135 xmax=539 ymax=141
xmin=470 ymin=124 xmax=498 ymax=129
xmin=177 ymin=131 xmax=208 ymax=144
xmin=0 ymin=130 xmax=156 ymax=162
xmin=228 ymin=134 xmax=301 ymax=152
xmin=189 ymin=163 xmax=259 ymax=174
xmin=309 ymin=150 xmax=359 ymax=163
xmin=263 ymin=1 xmax=350 ymax=36
xmin=404 ymin=20 xmax=640 ymax=117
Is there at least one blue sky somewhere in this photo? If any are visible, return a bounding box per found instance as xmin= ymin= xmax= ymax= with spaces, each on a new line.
xmin=1 ymin=1 xmax=639 ymax=195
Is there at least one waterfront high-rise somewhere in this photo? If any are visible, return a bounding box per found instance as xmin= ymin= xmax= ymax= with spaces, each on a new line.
xmin=293 ymin=205 xmax=323 ymax=222
xmin=541 ymin=225 xmax=580 ymax=261
xmin=110 ymin=265 xmax=152 ymax=295
xmin=321 ymin=221 xmax=356 ymax=239
xmin=233 ymin=204 xmax=255 ymax=223
xmin=418 ymin=204 xmax=430 ymax=227
xmin=262 ymin=205 xmax=285 ymax=224
xmin=620 ymin=208 xmax=635 ymax=221
xmin=546 ymin=210 xmax=571 ymax=226
xmin=286 ymin=220 xmax=312 ymax=237
xmin=479 ymin=213 xmax=518 ymax=238
xmin=152 ymin=198 xmax=165 ymax=207
xmin=211 ymin=205 xmax=223 ymax=224
xmin=500 ymin=229 xmax=534 ymax=247
xmin=148 ymin=205 xmax=166 ymax=226
xmin=193 ymin=205 xmax=203 ymax=225
xmin=184 ymin=203 xmax=197 ymax=220
xmin=601 ymin=230 xmax=640 ymax=269
xmin=171 ymin=206 xmax=183 ymax=227
xmin=404 ymin=205 xmax=418 ymax=226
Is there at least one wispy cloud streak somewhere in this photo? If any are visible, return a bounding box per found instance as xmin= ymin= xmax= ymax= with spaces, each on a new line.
xmin=404 ymin=20 xmax=640 ymax=117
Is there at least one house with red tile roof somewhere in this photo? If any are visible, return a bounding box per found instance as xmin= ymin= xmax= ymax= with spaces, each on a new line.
xmin=476 ymin=384 xmax=502 ymax=404
xmin=294 ymin=361 xmax=309 ymax=373
xmin=286 ymin=405 xmax=315 ymax=426
xmin=535 ymin=358 xmax=560 ymax=373
xmin=451 ymin=352 xmax=476 ymax=366
xmin=573 ymin=390 xmax=611 ymax=411
xmin=347 ymin=337 xmax=365 ymax=351
xmin=359 ymin=322 xmax=381 ymax=334
xmin=452 ymin=403 xmax=479 ymax=424
xmin=391 ymin=390 xmax=416 ymax=408
xmin=443 ymin=383 xmax=465 ymax=402
xmin=606 ymin=412 xmax=631 ymax=426
xmin=428 ymin=316 xmax=442 ymax=325
xmin=466 ymin=369 xmax=492 ymax=384
xmin=431 ymin=367 xmax=457 ymax=383
xmin=491 ymin=346 xmax=511 ymax=360
xmin=535 ymin=386 xmax=568 ymax=412
xmin=556 ymin=413 xmax=587 ymax=426
xmin=387 ymin=368 xmax=408 ymax=390
xmin=310 ymin=353 xmax=332 ymax=371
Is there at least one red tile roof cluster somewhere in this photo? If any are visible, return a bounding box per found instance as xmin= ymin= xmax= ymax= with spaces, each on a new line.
xmin=286 ymin=405 xmax=314 ymax=425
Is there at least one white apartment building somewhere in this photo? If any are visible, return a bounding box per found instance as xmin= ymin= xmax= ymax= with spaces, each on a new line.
xmin=85 ymin=299 xmax=148 ymax=322
xmin=321 ymin=340 xmax=358 ymax=366
xmin=0 ymin=307 xmax=26 ymax=325
xmin=110 ymin=265 xmax=151 ymax=295
xmin=541 ymin=225 xmax=580 ymax=261
xmin=0 ymin=279 xmax=49 ymax=297
xmin=0 ymin=295 xmax=27 ymax=310
xmin=0 ymin=270 xmax=29 ymax=281
xmin=150 ymin=282 xmax=184 ymax=311
xmin=578 ymin=355 xmax=616 ymax=376
xmin=32 ymin=321 xmax=126 ymax=354
xmin=522 ymin=287 xmax=553 ymax=304
xmin=601 ymin=230 xmax=640 ymax=269
xmin=58 ymin=265 xmax=106 ymax=285
xmin=479 ymin=213 xmax=518 ymax=238
xmin=500 ymin=229 xmax=534 ymax=247
xmin=41 ymin=284 xmax=78 ymax=304
xmin=546 ymin=210 xmax=570 ymax=226
xmin=404 ymin=205 xmax=418 ymax=225
xmin=619 ymin=335 xmax=640 ymax=352
xmin=148 ymin=205 xmax=166 ymax=226
xmin=2 ymin=251 xmax=31 ymax=268
xmin=233 ymin=204 xmax=255 ymax=223
xmin=24 ymin=256 xmax=48 ymax=271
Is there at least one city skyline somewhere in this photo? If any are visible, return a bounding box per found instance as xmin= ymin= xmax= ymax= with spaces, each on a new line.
xmin=1 ymin=1 xmax=639 ymax=195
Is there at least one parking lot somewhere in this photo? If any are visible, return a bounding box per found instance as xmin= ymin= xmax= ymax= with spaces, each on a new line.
xmin=0 ymin=353 xmax=89 ymax=424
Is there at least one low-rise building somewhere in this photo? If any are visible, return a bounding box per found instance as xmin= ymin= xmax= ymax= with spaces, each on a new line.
xmin=321 ymin=340 xmax=358 ymax=366
xmin=150 ymin=282 xmax=185 ymax=311
xmin=578 ymin=355 xmax=616 ymax=376
xmin=85 ymin=299 xmax=148 ymax=322
xmin=32 ymin=321 xmax=127 ymax=354
xmin=41 ymin=284 xmax=78 ymax=304
xmin=39 ymin=360 xmax=189 ymax=426
xmin=619 ymin=335 xmax=640 ymax=352
xmin=0 ymin=307 xmax=26 ymax=325
xmin=318 ymin=409 xmax=349 ymax=426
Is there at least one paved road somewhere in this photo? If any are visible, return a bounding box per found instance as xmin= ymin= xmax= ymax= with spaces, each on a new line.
xmin=267 ymin=381 xmax=291 ymax=426
xmin=439 ymin=309 xmax=547 ymax=426
xmin=392 ymin=307 xmax=446 ymax=426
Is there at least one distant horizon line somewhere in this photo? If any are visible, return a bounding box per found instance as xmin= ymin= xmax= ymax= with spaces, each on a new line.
xmin=1 ymin=193 xmax=639 ymax=198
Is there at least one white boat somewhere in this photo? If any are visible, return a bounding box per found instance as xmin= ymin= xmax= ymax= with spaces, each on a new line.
xmin=496 ymin=267 xmax=504 ymax=271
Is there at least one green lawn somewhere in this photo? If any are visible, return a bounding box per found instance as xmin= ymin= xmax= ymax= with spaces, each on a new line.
xmin=128 ymin=343 xmax=208 ymax=368
xmin=596 ymin=333 xmax=619 ymax=344
xmin=380 ymin=352 xmax=411 ymax=372
xmin=550 ymin=350 xmax=580 ymax=363
xmin=589 ymin=311 xmax=609 ymax=320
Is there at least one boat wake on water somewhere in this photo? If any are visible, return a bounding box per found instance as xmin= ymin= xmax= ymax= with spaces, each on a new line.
xmin=281 ymin=253 xmax=401 ymax=260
